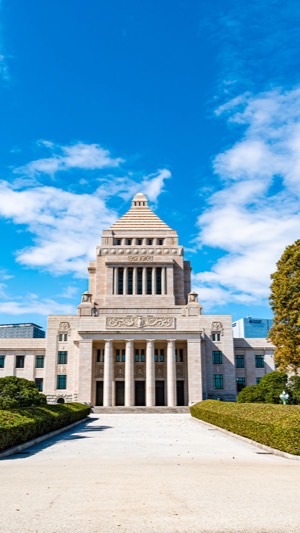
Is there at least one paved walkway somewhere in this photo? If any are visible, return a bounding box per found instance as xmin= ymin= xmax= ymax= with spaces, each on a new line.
xmin=1 ymin=414 xmax=300 ymax=533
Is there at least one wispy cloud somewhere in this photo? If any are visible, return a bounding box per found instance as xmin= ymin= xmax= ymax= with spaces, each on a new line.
xmin=193 ymin=87 xmax=300 ymax=309
xmin=0 ymin=297 xmax=75 ymax=316
xmin=15 ymin=141 xmax=124 ymax=177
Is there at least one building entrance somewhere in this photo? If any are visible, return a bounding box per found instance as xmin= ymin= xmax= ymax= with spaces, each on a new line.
xmin=115 ymin=381 xmax=125 ymax=406
xmin=96 ymin=381 xmax=103 ymax=406
xmin=135 ymin=381 xmax=145 ymax=406
xmin=155 ymin=380 xmax=165 ymax=406
xmin=176 ymin=380 xmax=184 ymax=406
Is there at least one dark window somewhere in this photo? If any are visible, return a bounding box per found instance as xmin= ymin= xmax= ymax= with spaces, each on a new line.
xmin=176 ymin=348 xmax=184 ymax=363
xmin=59 ymin=333 xmax=68 ymax=341
xmin=212 ymin=333 xmax=220 ymax=342
xmin=141 ymin=349 xmax=145 ymax=363
xmin=137 ymin=239 xmax=143 ymax=245
xmin=154 ymin=349 xmax=158 ymax=363
xmin=137 ymin=267 xmax=143 ymax=295
xmin=158 ymin=239 xmax=164 ymax=245
xmin=115 ymin=349 xmax=120 ymax=363
xmin=97 ymin=349 xmax=104 ymax=363
xmin=57 ymin=375 xmax=67 ymax=389
xmin=236 ymin=377 xmax=246 ymax=392
xmin=147 ymin=239 xmax=153 ymax=245
xmin=59 ymin=334 xmax=63 ymax=341
xmin=135 ymin=349 xmax=139 ymax=362
xmin=146 ymin=268 xmax=152 ymax=295
xmin=118 ymin=268 xmax=124 ymax=295
xmin=126 ymin=239 xmax=132 ymax=245
xmin=127 ymin=268 xmax=133 ymax=295
xmin=121 ymin=349 xmax=125 ymax=363
xmin=0 ymin=356 xmax=5 ymax=368
xmin=35 ymin=378 xmax=43 ymax=392
xmin=35 ymin=355 xmax=44 ymax=368
xmin=160 ymin=349 xmax=165 ymax=363
xmin=58 ymin=351 xmax=68 ymax=364
xmin=156 ymin=267 xmax=162 ymax=295
xmin=213 ymin=374 xmax=223 ymax=389
xmin=16 ymin=355 xmax=25 ymax=368
xmin=235 ymin=355 xmax=245 ymax=368
xmin=255 ymin=355 xmax=264 ymax=368
xmin=116 ymin=239 xmax=121 ymax=245
xmin=212 ymin=351 xmax=222 ymax=364
xmin=256 ymin=377 xmax=262 ymax=384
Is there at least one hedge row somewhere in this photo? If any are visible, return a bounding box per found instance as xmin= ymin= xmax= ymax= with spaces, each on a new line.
xmin=0 ymin=403 xmax=90 ymax=452
xmin=190 ymin=400 xmax=300 ymax=455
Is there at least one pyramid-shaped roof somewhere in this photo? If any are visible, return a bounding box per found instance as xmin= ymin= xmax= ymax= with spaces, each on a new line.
xmin=109 ymin=193 xmax=173 ymax=232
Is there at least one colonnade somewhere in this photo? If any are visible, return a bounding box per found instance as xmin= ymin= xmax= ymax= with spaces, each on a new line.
xmin=103 ymin=339 xmax=177 ymax=406
xmin=112 ymin=266 xmax=167 ymax=295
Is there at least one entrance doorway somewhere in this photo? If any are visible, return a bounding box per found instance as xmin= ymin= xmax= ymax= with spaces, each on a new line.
xmin=135 ymin=381 xmax=145 ymax=406
xmin=115 ymin=381 xmax=125 ymax=406
xmin=96 ymin=381 xmax=103 ymax=406
xmin=155 ymin=380 xmax=165 ymax=406
xmin=176 ymin=381 xmax=185 ymax=406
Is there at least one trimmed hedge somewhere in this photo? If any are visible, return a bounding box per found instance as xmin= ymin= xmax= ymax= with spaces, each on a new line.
xmin=0 ymin=402 xmax=90 ymax=452
xmin=190 ymin=400 xmax=300 ymax=455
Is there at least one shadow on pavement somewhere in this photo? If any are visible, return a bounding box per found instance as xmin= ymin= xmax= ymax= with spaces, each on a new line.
xmin=3 ymin=415 xmax=113 ymax=460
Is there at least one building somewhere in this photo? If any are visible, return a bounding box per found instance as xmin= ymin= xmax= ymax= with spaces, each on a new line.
xmin=232 ymin=317 xmax=273 ymax=338
xmin=0 ymin=323 xmax=45 ymax=338
xmin=0 ymin=193 xmax=275 ymax=404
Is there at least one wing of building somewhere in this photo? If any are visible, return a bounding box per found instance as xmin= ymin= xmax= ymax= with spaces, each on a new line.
xmin=0 ymin=193 xmax=275 ymax=405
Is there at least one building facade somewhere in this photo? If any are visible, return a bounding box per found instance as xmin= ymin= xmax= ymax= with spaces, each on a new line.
xmin=0 ymin=193 xmax=275 ymax=405
xmin=232 ymin=317 xmax=273 ymax=338
xmin=0 ymin=323 xmax=45 ymax=339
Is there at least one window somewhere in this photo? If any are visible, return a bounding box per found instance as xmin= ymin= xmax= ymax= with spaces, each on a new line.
xmin=16 ymin=355 xmax=25 ymax=369
xmin=57 ymin=375 xmax=67 ymax=389
xmin=213 ymin=374 xmax=223 ymax=389
xmin=235 ymin=355 xmax=245 ymax=368
xmin=158 ymin=239 xmax=164 ymax=245
xmin=147 ymin=239 xmax=153 ymax=245
xmin=212 ymin=351 xmax=223 ymax=364
xmin=115 ymin=349 xmax=120 ymax=362
xmin=175 ymin=348 xmax=184 ymax=363
xmin=156 ymin=267 xmax=162 ymax=295
xmin=35 ymin=355 xmax=44 ymax=368
xmin=255 ymin=355 xmax=264 ymax=368
xmin=35 ymin=378 xmax=43 ymax=392
xmin=116 ymin=239 xmax=121 ymax=245
xmin=126 ymin=239 xmax=132 ymax=245
xmin=154 ymin=349 xmax=158 ymax=363
xmin=0 ymin=356 xmax=5 ymax=368
xmin=58 ymin=333 xmax=68 ymax=342
xmin=58 ymin=351 xmax=68 ymax=364
xmin=256 ymin=377 xmax=262 ymax=384
xmin=118 ymin=268 xmax=124 ymax=295
xmin=97 ymin=349 xmax=104 ymax=363
xmin=121 ymin=349 xmax=125 ymax=363
xmin=236 ymin=377 xmax=246 ymax=392
xmin=137 ymin=239 xmax=143 ymax=245
xmin=146 ymin=267 xmax=152 ymax=295
xmin=212 ymin=333 xmax=220 ymax=342
xmin=135 ymin=349 xmax=145 ymax=362
xmin=160 ymin=349 xmax=165 ymax=363
xmin=127 ymin=268 xmax=133 ymax=294
xmin=137 ymin=267 xmax=143 ymax=295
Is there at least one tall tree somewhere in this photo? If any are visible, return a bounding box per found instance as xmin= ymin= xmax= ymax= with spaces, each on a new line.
xmin=268 ymin=240 xmax=300 ymax=373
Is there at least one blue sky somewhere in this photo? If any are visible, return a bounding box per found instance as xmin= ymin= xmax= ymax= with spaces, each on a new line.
xmin=0 ymin=0 xmax=299 ymax=330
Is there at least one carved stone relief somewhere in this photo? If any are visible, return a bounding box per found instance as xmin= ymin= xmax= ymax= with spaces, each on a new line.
xmin=58 ymin=321 xmax=70 ymax=331
xmin=155 ymin=364 xmax=165 ymax=378
xmin=135 ymin=365 xmax=145 ymax=378
xmin=106 ymin=315 xmax=175 ymax=329
xmin=211 ymin=321 xmax=224 ymax=335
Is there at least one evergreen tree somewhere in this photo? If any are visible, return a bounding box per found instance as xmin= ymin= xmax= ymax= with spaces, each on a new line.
xmin=268 ymin=240 xmax=300 ymax=373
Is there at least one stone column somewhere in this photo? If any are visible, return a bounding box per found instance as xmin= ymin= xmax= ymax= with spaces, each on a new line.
xmin=133 ymin=268 xmax=137 ymax=295
xmin=123 ymin=267 xmax=128 ymax=295
xmin=167 ymin=339 xmax=176 ymax=406
xmin=103 ymin=339 xmax=113 ymax=406
xmin=114 ymin=267 xmax=118 ymax=295
xmin=187 ymin=338 xmax=202 ymax=405
xmin=125 ymin=339 xmax=134 ymax=406
xmin=146 ymin=339 xmax=155 ymax=406
xmin=152 ymin=267 xmax=156 ymax=295
xmin=162 ymin=267 xmax=166 ymax=295
xmin=78 ymin=340 xmax=93 ymax=403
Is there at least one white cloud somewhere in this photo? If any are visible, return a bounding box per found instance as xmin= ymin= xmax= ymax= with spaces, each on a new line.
xmin=15 ymin=141 xmax=123 ymax=177
xmin=0 ymin=297 xmax=75 ymax=316
xmin=194 ymin=87 xmax=300 ymax=309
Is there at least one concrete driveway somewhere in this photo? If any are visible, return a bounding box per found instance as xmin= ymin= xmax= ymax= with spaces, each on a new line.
xmin=1 ymin=413 xmax=300 ymax=533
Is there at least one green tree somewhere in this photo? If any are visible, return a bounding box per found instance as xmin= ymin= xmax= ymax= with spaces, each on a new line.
xmin=0 ymin=376 xmax=47 ymax=409
xmin=287 ymin=375 xmax=300 ymax=405
xmin=268 ymin=239 xmax=300 ymax=373
xmin=237 ymin=372 xmax=288 ymax=404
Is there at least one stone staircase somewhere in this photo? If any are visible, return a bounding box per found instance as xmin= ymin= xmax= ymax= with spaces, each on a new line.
xmin=92 ymin=406 xmax=190 ymax=414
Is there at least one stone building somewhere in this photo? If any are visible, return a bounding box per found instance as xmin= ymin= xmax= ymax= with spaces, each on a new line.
xmin=0 ymin=193 xmax=275 ymax=405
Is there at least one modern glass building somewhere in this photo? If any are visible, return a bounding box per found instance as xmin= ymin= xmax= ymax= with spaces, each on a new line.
xmin=232 ymin=318 xmax=273 ymax=338
xmin=0 ymin=323 xmax=46 ymax=338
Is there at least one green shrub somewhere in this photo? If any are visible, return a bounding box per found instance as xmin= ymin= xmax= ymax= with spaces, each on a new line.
xmin=0 ymin=376 xmax=47 ymax=409
xmin=237 ymin=371 xmax=289 ymax=404
xmin=190 ymin=400 xmax=300 ymax=455
xmin=0 ymin=403 xmax=90 ymax=452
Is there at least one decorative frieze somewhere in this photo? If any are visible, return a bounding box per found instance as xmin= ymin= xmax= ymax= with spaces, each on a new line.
xmin=128 ymin=255 xmax=153 ymax=262
xmin=106 ymin=315 xmax=175 ymax=329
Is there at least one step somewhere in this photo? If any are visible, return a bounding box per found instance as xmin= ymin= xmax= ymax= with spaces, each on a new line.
xmin=92 ymin=406 xmax=190 ymax=414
